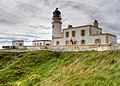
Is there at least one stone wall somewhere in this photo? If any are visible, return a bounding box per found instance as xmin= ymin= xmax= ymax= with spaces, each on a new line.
xmin=25 ymin=44 xmax=120 ymax=52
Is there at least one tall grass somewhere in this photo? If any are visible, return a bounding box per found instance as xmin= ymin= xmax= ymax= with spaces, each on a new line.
xmin=0 ymin=50 xmax=120 ymax=86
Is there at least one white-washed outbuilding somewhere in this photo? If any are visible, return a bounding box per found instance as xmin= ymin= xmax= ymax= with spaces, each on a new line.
xmin=12 ymin=40 xmax=24 ymax=49
xmin=32 ymin=40 xmax=51 ymax=46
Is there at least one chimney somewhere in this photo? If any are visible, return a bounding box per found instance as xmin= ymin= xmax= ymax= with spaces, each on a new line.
xmin=94 ymin=20 xmax=99 ymax=28
xmin=68 ymin=25 xmax=73 ymax=28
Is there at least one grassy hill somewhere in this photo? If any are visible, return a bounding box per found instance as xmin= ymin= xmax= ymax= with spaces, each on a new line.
xmin=0 ymin=50 xmax=120 ymax=86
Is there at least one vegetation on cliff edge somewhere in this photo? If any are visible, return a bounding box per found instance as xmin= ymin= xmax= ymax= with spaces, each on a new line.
xmin=0 ymin=50 xmax=120 ymax=86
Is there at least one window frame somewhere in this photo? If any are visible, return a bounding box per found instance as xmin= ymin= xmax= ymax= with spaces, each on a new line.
xmin=52 ymin=25 xmax=54 ymax=28
xmin=19 ymin=43 xmax=23 ymax=46
xmin=66 ymin=41 xmax=69 ymax=45
xmin=74 ymin=41 xmax=77 ymax=45
xmin=81 ymin=40 xmax=85 ymax=45
xmin=81 ymin=30 xmax=85 ymax=36
xmin=40 ymin=43 xmax=42 ymax=45
xmin=66 ymin=31 xmax=69 ymax=38
xmin=56 ymin=41 xmax=60 ymax=45
xmin=95 ymin=39 xmax=101 ymax=44
xmin=37 ymin=43 xmax=39 ymax=46
xmin=72 ymin=31 xmax=76 ymax=37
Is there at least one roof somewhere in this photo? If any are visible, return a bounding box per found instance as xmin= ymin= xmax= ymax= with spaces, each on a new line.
xmin=12 ymin=40 xmax=24 ymax=42
xmin=63 ymin=25 xmax=102 ymax=30
xmin=53 ymin=8 xmax=61 ymax=18
xmin=33 ymin=40 xmax=51 ymax=42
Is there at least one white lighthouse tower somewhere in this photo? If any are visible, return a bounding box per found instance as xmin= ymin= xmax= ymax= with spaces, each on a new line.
xmin=52 ymin=8 xmax=62 ymax=39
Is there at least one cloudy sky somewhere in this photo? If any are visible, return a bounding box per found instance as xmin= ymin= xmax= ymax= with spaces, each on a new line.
xmin=0 ymin=0 xmax=120 ymax=48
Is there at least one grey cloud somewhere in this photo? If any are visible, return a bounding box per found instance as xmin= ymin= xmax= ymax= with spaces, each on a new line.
xmin=17 ymin=2 xmax=42 ymax=17
xmin=0 ymin=6 xmax=25 ymax=26
xmin=60 ymin=1 xmax=103 ymax=20
xmin=29 ymin=25 xmax=51 ymax=30
xmin=0 ymin=0 xmax=120 ymax=47
xmin=59 ymin=0 xmax=120 ymax=37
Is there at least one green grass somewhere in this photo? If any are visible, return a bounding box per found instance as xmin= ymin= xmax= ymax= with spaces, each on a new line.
xmin=0 ymin=50 xmax=120 ymax=86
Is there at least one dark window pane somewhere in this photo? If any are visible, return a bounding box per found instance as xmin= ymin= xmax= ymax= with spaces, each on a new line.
xmin=81 ymin=30 xmax=85 ymax=36
xmin=56 ymin=41 xmax=59 ymax=45
xmin=72 ymin=31 xmax=76 ymax=37
xmin=66 ymin=32 xmax=69 ymax=37
xmin=66 ymin=41 xmax=69 ymax=45
xmin=52 ymin=25 xmax=54 ymax=28
xmin=81 ymin=40 xmax=85 ymax=44
xmin=95 ymin=39 xmax=101 ymax=44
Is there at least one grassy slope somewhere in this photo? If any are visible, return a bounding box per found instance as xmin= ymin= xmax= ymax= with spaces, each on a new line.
xmin=0 ymin=50 xmax=120 ymax=86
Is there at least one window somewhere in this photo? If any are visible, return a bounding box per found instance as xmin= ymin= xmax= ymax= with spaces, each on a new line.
xmin=74 ymin=41 xmax=77 ymax=45
xmin=72 ymin=31 xmax=76 ymax=37
xmin=66 ymin=41 xmax=69 ymax=45
xmin=37 ymin=43 xmax=39 ymax=46
xmin=52 ymin=25 xmax=54 ymax=28
xmin=66 ymin=32 xmax=69 ymax=37
xmin=46 ymin=44 xmax=50 ymax=46
xmin=19 ymin=43 xmax=23 ymax=46
xmin=81 ymin=30 xmax=85 ymax=36
xmin=56 ymin=41 xmax=59 ymax=45
xmin=81 ymin=40 xmax=85 ymax=45
xmin=95 ymin=39 xmax=101 ymax=44
xmin=70 ymin=39 xmax=74 ymax=45
xmin=40 ymin=43 xmax=42 ymax=45
xmin=97 ymin=31 xmax=99 ymax=34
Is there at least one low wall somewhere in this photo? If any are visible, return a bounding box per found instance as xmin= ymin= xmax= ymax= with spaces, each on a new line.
xmin=25 ymin=46 xmax=48 ymax=51
xmin=0 ymin=49 xmax=29 ymax=52
xmin=1 ymin=45 xmax=120 ymax=52
xmin=25 ymin=45 xmax=120 ymax=51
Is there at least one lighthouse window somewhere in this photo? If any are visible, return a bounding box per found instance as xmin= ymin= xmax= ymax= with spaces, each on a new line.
xmin=52 ymin=25 xmax=54 ymax=28
xmin=81 ymin=30 xmax=85 ymax=36
xmin=72 ymin=31 xmax=76 ymax=37
xmin=66 ymin=32 xmax=69 ymax=37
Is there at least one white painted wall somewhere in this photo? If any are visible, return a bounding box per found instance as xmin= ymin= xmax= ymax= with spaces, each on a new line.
xmin=33 ymin=41 xmax=51 ymax=46
xmin=12 ymin=41 xmax=24 ymax=48
xmin=52 ymin=23 xmax=62 ymax=37
xmin=91 ymin=27 xmax=102 ymax=34
xmin=53 ymin=26 xmax=107 ymax=45
xmin=52 ymin=25 xmax=117 ymax=46
xmin=89 ymin=35 xmax=106 ymax=44
xmin=25 ymin=44 xmax=120 ymax=51
xmin=108 ymin=35 xmax=117 ymax=43
xmin=63 ymin=27 xmax=90 ymax=45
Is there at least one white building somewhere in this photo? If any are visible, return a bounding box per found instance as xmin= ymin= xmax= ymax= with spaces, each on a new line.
xmin=52 ymin=8 xmax=117 ymax=46
xmin=32 ymin=40 xmax=51 ymax=46
xmin=12 ymin=40 xmax=24 ymax=49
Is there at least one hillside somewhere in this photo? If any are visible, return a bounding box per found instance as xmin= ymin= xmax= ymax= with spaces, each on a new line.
xmin=0 ymin=50 xmax=120 ymax=86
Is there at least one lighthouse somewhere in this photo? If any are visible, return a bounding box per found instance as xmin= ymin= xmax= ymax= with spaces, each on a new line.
xmin=52 ymin=8 xmax=62 ymax=39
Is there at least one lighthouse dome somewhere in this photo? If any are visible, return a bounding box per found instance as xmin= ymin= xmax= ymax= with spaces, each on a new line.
xmin=53 ymin=8 xmax=61 ymax=18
